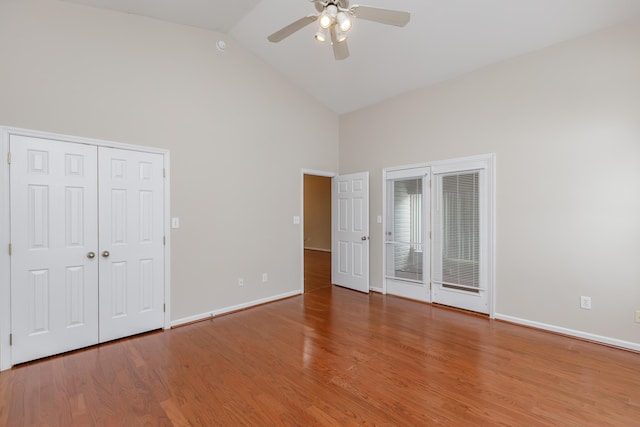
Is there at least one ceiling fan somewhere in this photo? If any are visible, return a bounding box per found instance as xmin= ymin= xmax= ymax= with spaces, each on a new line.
xmin=267 ymin=0 xmax=410 ymax=60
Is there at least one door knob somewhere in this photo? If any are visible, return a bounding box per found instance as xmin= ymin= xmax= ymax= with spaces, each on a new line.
xmin=102 ymin=251 xmax=110 ymax=258
xmin=86 ymin=251 xmax=96 ymax=259
xmin=361 ymin=236 xmax=369 ymax=241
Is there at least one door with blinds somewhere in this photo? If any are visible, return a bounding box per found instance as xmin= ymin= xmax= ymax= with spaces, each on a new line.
xmin=431 ymin=163 xmax=491 ymax=314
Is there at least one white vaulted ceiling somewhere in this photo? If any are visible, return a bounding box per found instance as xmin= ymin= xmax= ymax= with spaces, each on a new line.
xmin=60 ymin=0 xmax=640 ymax=114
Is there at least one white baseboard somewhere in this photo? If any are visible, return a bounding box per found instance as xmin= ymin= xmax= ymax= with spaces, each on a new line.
xmin=494 ymin=313 xmax=640 ymax=352
xmin=370 ymin=286 xmax=384 ymax=293
xmin=171 ymin=290 xmax=301 ymax=328
xmin=304 ymin=247 xmax=331 ymax=253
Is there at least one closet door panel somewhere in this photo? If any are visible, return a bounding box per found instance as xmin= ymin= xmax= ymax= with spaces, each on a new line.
xmin=10 ymin=136 xmax=99 ymax=365
xmin=98 ymin=148 xmax=164 ymax=342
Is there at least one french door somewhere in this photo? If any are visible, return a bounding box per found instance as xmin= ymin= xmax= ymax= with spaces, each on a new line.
xmin=384 ymin=155 xmax=494 ymax=315
xmin=384 ymin=167 xmax=431 ymax=302
xmin=431 ymin=157 xmax=493 ymax=314
xmin=9 ymin=135 xmax=165 ymax=364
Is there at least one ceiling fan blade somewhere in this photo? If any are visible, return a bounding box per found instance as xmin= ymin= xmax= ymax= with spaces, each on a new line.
xmin=330 ymin=26 xmax=349 ymax=60
xmin=268 ymin=15 xmax=318 ymax=43
xmin=351 ymin=5 xmax=410 ymax=27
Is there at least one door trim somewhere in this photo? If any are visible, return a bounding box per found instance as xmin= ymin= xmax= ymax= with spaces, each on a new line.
xmin=300 ymin=169 xmax=336 ymax=294
xmin=0 ymin=126 xmax=172 ymax=371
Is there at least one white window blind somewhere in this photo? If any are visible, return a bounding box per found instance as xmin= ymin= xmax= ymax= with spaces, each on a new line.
xmin=437 ymin=172 xmax=480 ymax=291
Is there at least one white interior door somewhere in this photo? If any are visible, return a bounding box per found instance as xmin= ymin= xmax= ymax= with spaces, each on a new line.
xmin=332 ymin=172 xmax=369 ymax=293
xmin=10 ymin=136 xmax=99 ymax=364
xmin=98 ymin=147 xmax=165 ymax=342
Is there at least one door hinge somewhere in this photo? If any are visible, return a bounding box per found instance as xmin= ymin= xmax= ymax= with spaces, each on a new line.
xmin=163 ymin=303 xmax=166 ymax=313
xmin=7 ymin=152 xmax=11 ymax=164
xmin=163 ymin=236 xmax=166 ymax=246
xmin=163 ymin=168 xmax=166 ymax=178
xmin=9 ymin=333 xmax=12 ymax=346
xmin=8 ymin=243 xmax=12 ymax=256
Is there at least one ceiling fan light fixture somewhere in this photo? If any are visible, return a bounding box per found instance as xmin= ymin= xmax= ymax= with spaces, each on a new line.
xmin=314 ymin=28 xmax=328 ymax=43
xmin=266 ymin=1 xmax=411 ymax=61
xmin=336 ymin=12 xmax=352 ymax=32
xmin=319 ymin=10 xmax=333 ymax=28
xmin=335 ymin=26 xmax=347 ymax=43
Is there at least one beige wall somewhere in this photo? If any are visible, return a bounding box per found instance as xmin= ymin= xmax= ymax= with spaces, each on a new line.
xmin=0 ymin=0 xmax=338 ymax=324
xmin=339 ymin=18 xmax=640 ymax=345
xmin=304 ymin=175 xmax=332 ymax=251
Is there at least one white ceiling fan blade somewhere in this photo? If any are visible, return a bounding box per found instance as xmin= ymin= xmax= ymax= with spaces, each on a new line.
xmin=351 ymin=5 xmax=410 ymax=27
xmin=268 ymin=15 xmax=318 ymax=43
xmin=330 ymin=26 xmax=349 ymax=60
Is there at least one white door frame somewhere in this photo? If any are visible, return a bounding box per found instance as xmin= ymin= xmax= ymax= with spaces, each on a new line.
xmin=300 ymin=169 xmax=336 ymax=294
xmin=0 ymin=126 xmax=172 ymax=371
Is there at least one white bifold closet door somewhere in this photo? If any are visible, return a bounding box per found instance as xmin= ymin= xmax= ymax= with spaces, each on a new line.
xmin=10 ymin=135 xmax=164 ymax=365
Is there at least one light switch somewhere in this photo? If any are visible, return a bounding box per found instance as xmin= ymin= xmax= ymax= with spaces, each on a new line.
xmin=171 ymin=217 xmax=180 ymax=229
xmin=377 ymin=215 xmax=382 ymax=224
xmin=293 ymin=216 xmax=300 ymax=225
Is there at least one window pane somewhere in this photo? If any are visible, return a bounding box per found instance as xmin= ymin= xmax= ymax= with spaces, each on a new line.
xmin=386 ymin=242 xmax=423 ymax=281
xmin=386 ymin=178 xmax=423 ymax=282
xmin=442 ymin=173 xmax=479 ymax=288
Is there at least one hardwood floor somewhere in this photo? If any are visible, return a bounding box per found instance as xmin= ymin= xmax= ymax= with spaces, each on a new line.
xmin=1 ymin=286 xmax=639 ymax=426
xmin=304 ymin=249 xmax=331 ymax=293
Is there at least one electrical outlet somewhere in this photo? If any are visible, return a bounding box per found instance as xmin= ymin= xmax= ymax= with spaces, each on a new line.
xmin=635 ymin=310 xmax=640 ymax=323
xmin=238 ymin=278 xmax=244 ymax=287
xmin=262 ymin=273 xmax=268 ymax=283
xmin=580 ymin=296 xmax=591 ymax=310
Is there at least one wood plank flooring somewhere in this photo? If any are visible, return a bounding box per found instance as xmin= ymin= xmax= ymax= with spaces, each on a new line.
xmin=1 ymin=286 xmax=639 ymax=426
xmin=304 ymin=249 xmax=331 ymax=293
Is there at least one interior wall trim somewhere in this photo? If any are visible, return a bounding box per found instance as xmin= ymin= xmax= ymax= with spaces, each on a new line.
xmin=170 ymin=290 xmax=301 ymax=328
xmin=495 ymin=313 xmax=640 ymax=352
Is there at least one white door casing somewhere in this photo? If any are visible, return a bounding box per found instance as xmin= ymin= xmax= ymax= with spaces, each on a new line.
xmin=98 ymin=148 xmax=165 ymax=342
xmin=10 ymin=135 xmax=100 ymax=364
xmin=332 ymin=172 xmax=369 ymax=293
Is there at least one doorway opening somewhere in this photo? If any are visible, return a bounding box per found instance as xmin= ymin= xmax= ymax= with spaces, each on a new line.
xmin=303 ymin=173 xmax=332 ymax=293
